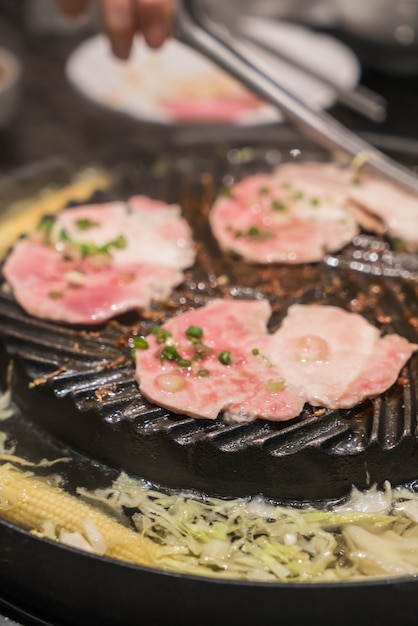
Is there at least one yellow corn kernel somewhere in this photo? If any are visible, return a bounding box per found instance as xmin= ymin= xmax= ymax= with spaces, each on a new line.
xmin=0 ymin=463 xmax=161 ymax=568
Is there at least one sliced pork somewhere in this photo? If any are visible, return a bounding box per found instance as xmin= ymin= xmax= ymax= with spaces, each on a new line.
xmin=53 ymin=196 xmax=195 ymax=269
xmin=274 ymin=160 xmax=418 ymax=236
xmin=210 ymin=160 xmax=418 ymax=264
xmin=346 ymin=178 xmax=418 ymax=252
xmin=267 ymin=304 xmax=417 ymax=410
xmin=274 ymin=160 xmax=355 ymax=200
xmin=135 ymin=299 xmax=417 ymax=423
xmin=275 ymin=161 xmax=418 ymax=251
xmin=135 ymin=299 xmax=306 ymax=421
xmin=209 ymin=167 xmax=359 ymax=264
xmin=3 ymin=197 xmax=195 ymax=325
xmin=3 ymin=239 xmax=184 ymax=325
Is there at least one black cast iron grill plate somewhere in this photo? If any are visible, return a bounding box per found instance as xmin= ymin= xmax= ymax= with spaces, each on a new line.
xmin=1 ymin=145 xmax=418 ymax=504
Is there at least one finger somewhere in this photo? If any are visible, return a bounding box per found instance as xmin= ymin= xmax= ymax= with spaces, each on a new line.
xmin=99 ymin=0 xmax=136 ymax=60
xmin=136 ymin=0 xmax=175 ymax=49
xmin=56 ymin=0 xmax=90 ymax=17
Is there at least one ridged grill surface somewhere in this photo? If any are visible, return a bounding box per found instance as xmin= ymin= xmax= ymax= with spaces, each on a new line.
xmin=1 ymin=146 xmax=418 ymax=503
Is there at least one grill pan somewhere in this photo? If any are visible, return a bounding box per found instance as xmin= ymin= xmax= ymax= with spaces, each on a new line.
xmin=0 ymin=140 xmax=418 ymax=625
xmin=2 ymin=268 xmax=418 ymax=504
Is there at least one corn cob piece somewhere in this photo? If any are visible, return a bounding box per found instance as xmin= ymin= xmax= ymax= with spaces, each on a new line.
xmin=0 ymin=463 xmax=161 ymax=568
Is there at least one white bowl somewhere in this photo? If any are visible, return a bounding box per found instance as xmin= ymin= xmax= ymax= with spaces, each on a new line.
xmin=0 ymin=46 xmax=22 ymax=127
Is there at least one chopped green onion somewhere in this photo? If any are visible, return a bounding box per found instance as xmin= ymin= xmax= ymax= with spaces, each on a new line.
xmin=108 ymin=235 xmax=127 ymax=250
xmin=160 ymin=345 xmax=181 ymax=362
xmin=292 ymin=191 xmax=304 ymax=200
xmin=59 ymin=231 xmax=127 ymax=259
xmin=177 ymin=358 xmax=192 ymax=368
xmin=186 ymin=325 xmax=203 ymax=342
xmin=193 ymin=344 xmax=213 ymax=360
xmin=37 ymin=216 xmax=55 ymax=243
xmin=132 ymin=336 xmax=149 ymax=350
xmin=48 ymin=290 xmax=63 ymax=299
xmin=59 ymin=228 xmax=71 ymax=242
xmin=218 ymin=350 xmax=232 ymax=365
xmin=219 ymin=187 xmax=234 ymax=198
xmin=151 ymin=326 xmax=172 ymax=344
xmin=392 ymin=239 xmax=404 ymax=251
xmin=235 ymin=226 xmax=274 ymax=241
xmin=271 ymin=200 xmax=288 ymax=211
xmin=75 ymin=218 xmax=100 ymax=231
xmin=79 ymin=242 xmax=104 ymax=258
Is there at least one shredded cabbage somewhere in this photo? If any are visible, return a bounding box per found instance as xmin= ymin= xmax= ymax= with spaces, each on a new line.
xmin=80 ymin=473 xmax=418 ymax=583
xmin=0 ymin=390 xmax=13 ymax=421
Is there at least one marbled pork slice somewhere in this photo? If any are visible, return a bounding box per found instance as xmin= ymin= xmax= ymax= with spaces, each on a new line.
xmin=135 ymin=299 xmax=306 ymax=421
xmin=209 ymin=168 xmax=358 ymax=264
xmin=53 ymin=196 xmax=196 ymax=269
xmin=275 ymin=161 xmax=418 ymax=251
xmin=273 ymin=160 xmax=355 ymax=199
xmin=346 ymin=178 xmax=418 ymax=252
xmin=2 ymin=239 xmax=184 ymax=324
xmin=267 ymin=304 xmax=418 ymax=409
xmin=3 ymin=197 xmax=195 ymax=324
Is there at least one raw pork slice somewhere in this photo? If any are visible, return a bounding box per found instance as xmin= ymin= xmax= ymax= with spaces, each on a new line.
xmin=346 ymin=178 xmax=418 ymax=252
xmin=135 ymin=299 xmax=306 ymax=421
xmin=275 ymin=160 xmax=418 ymax=251
xmin=3 ymin=197 xmax=195 ymax=325
xmin=267 ymin=304 xmax=417 ymax=410
xmin=3 ymin=240 xmax=184 ymax=325
xmin=273 ymin=160 xmax=355 ymax=200
xmin=53 ymin=196 xmax=195 ymax=269
xmin=275 ymin=161 xmax=418 ymax=252
xmin=135 ymin=300 xmax=417 ymax=423
xmin=209 ymin=167 xmax=359 ymax=264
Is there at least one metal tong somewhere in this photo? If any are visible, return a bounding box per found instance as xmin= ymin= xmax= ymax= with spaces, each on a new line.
xmin=237 ymin=22 xmax=387 ymax=123
xmin=175 ymin=0 xmax=418 ymax=196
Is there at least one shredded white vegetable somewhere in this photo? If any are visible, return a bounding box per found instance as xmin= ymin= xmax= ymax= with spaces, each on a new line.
xmin=79 ymin=472 xmax=418 ymax=583
xmin=0 ymin=389 xmax=13 ymax=421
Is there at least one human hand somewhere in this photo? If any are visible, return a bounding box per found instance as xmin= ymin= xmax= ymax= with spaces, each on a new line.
xmin=56 ymin=0 xmax=175 ymax=59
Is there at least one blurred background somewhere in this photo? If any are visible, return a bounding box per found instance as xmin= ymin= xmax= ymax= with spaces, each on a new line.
xmin=1 ymin=0 xmax=418 ymax=174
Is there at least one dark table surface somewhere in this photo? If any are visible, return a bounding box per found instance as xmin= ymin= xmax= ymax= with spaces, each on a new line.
xmin=1 ymin=9 xmax=418 ymax=626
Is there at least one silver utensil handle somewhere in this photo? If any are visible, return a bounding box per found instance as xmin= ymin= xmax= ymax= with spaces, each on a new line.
xmin=341 ymin=85 xmax=387 ymax=123
xmin=239 ymin=29 xmax=387 ymax=123
xmin=175 ymin=0 xmax=418 ymax=196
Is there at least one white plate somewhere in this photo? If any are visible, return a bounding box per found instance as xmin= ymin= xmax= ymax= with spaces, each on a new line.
xmin=66 ymin=19 xmax=360 ymax=127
